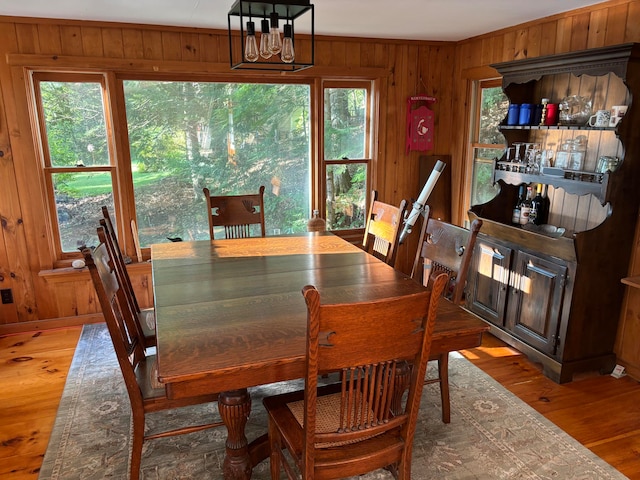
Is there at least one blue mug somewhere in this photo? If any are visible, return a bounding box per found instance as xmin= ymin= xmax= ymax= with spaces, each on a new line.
xmin=507 ymin=104 xmax=520 ymax=125
xmin=519 ymin=104 xmax=533 ymax=125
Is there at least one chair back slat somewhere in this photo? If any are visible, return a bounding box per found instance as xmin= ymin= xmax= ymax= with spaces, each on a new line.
xmin=362 ymin=190 xmax=407 ymax=267
xmin=203 ymin=186 xmax=266 ymax=240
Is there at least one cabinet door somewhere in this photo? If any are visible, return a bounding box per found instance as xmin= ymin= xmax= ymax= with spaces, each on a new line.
xmin=505 ymin=251 xmax=567 ymax=355
xmin=466 ymin=238 xmax=512 ymax=327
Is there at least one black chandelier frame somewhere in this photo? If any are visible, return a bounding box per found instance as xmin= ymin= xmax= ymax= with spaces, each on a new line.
xmin=227 ymin=0 xmax=315 ymax=72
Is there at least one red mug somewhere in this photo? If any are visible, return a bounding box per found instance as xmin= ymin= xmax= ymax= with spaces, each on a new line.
xmin=544 ymin=103 xmax=558 ymax=125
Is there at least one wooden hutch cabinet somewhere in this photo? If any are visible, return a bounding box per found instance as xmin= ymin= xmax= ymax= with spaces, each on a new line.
xmin=466 ymin=43 xmax=640 ymax=383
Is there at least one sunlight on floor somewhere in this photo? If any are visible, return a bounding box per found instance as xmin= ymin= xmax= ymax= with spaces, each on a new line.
xmin=461 ymin=344 xmax=523 ymax=360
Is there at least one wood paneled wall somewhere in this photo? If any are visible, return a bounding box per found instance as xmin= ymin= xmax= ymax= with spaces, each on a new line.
xmin=1 ymin=0 xmax=640 ymax=339
xmin=0 ymin=14 xmax=455 ymax=327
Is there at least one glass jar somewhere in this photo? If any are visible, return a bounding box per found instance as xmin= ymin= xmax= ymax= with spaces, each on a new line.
xmin=569 ymin=135 xmax=588 ymax=171
xmin=555 ymin=140 xmax=572 ymax=169
xmin=555 ymin=136 xmax=588 ymax=171
xmin=559 ymin=95 xmax=592 ymax=125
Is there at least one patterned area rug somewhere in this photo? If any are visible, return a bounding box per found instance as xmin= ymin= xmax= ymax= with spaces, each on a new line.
xmin=39 ymin=323 xmax=628 ymax=479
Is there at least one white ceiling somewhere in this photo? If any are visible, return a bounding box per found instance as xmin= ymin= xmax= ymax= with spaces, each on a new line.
xmin=0 ymin=0 xmax=607 ymax=41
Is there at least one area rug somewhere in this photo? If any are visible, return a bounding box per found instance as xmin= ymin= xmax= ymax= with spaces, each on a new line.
xmin=39 ymin=323 xmax=627 ymax=479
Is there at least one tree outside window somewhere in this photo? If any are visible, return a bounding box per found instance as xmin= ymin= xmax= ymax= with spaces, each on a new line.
xmin=323 ymin=83 xmax=371 ymax=230
xmin=122 ymin=81 xmax=311 ymax=245
xmin=470 ymin=80 xmax=508 ymax=207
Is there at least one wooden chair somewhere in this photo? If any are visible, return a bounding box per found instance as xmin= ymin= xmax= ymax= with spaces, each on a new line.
xmin=362 ymin=190 xmax=408 ymax=267
xmin=262 ymin=274 xmax=448 ymax=480
xmin=411 ymin=210 xmax=482 ymax=423
xmin=81 ymin=228 xmax=222 ymax=480
xmin=100 ymin=206 xmax=156 ymax=348
xmin=203 ymin=185 xmax=266 ymax=239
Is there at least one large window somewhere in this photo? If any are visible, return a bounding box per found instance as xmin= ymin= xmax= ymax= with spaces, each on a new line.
xmin=323 ymin=82 xmax=372 ymax=231
xmin=469 ymin=79 xmax=508 ymax=207
xmin=122 ymin=81 xmax=311 ymax=245
xmin=31 ymin=72 xmax=375 ymax=261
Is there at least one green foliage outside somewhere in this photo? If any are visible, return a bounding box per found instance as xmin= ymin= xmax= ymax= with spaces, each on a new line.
xmin=324 ymin=88 xmax=368 ymax=230
xmin=43 ymin=79 xmax=365 ymax=249
xmin=471 ymin=86 xmax=508 ymax=207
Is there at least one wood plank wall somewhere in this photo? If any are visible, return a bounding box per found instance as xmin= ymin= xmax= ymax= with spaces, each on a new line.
xmin=1 ymin=0 xmax=640 ymax=342
xmin=0 ymin=14 xmax=455 ymax=327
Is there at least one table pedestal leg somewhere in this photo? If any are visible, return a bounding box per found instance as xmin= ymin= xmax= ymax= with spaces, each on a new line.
xmin=219 ymin=389 xmax=252 ymax=480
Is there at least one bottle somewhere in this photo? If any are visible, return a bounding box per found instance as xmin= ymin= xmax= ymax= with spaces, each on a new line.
xmin=307 ymin=209 xmax=326 ymax=232
xmin=518 ymin=186 xmax=533 ymax=225
xmin=512 ymin=185 xmax=525 ymax=225
xmin=529 ymin=184 xmax=540 ymax=224
xmin=531 ymin=184 xmax=550 ymax=225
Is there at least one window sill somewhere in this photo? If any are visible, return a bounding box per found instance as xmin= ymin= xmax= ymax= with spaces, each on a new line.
xmin=39 ymin=260 xmax=152 ymax=283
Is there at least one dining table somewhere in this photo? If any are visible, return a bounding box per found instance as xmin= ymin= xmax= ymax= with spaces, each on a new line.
xmin=151 ymin=232 xmax=489 ymax=479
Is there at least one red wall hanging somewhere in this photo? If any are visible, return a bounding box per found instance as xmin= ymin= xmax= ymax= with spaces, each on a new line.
xmin=406 ymin=95 xmax=436 ymax=154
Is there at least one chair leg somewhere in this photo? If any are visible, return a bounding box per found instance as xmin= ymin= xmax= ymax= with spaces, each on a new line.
xmin=438 ymin=353 xmax=451 ymax=423
xmin=130 ymin=412 xmax=145 ymax=480
xmin=268 ymin=419 xmax=282 ymax=480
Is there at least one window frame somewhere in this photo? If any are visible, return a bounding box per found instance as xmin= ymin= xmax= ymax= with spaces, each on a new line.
xmin=464 ymin=77 xmax=506 ymax=218
xmin=27 ymin=69 xmax=378 ymax=265
xmin=320 ymin=79 xmax=375 ymax=236
xmin=30 ymin=71 xmax=119 ymax=261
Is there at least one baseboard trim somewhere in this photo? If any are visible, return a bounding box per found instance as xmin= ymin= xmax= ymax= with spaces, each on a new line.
xmin=0 ymin=313 xmax=104 ymax=335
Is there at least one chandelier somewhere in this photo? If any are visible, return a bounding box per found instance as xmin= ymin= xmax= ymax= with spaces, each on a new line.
xmin=227 ymin=0 xmax=314 ymax=72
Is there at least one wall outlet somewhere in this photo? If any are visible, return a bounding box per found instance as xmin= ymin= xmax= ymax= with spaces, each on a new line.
xmin=0 ymin=289 xmax=13 ymax=304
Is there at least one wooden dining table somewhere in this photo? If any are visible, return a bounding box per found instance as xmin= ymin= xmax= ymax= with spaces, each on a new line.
xmin=151 ymin=232 xmax=488 ymax=479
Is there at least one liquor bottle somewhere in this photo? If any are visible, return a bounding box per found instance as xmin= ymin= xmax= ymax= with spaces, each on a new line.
xmin=531 ymin=184 xmax=550 ymax=225
xmin=512 ymin=185 xmax=525 ymax=225
xmin=518 ymin=186 xmax=533 ymax=225
xmin=529 ymin=184 xmax=540 ymax=224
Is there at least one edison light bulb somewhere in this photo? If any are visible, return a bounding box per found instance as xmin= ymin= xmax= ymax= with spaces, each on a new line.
xmin=259 ymin=18 xmax=272 ymax=59
xmin=281 ymin=24 xmax=295 ymax=63
xmin=244 ymin=21 xmax=259 ymax=62
xmin=268 ymin=12 xmax=282 ymax=55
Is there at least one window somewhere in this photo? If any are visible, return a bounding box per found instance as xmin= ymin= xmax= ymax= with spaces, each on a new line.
xmin=122 ymin=80 xmax=311 ymax=245
xmin=33 ymin=73 xmax=115 ymax=257
xmin=322 ymin=82 xmax=372 ymax=231
xmin=31 ymin=71 xmax=376 ymax=261
xmin=469 ymin=79 xmax=508 ymax=207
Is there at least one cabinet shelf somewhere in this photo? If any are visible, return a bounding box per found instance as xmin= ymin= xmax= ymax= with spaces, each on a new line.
xmin=493 ymin=170 xmax=609 ymax=201
xmin=499 ymin=125 xmax=616 ymax=131
xmin=621 ymin=276 xmax=640 ymax=289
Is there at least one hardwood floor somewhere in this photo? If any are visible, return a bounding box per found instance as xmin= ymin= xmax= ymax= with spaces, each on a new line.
xmin=0 ymin=327 xmax=82 ymax=480
xmin=1 ymin=326 xmax=639 ymax=479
